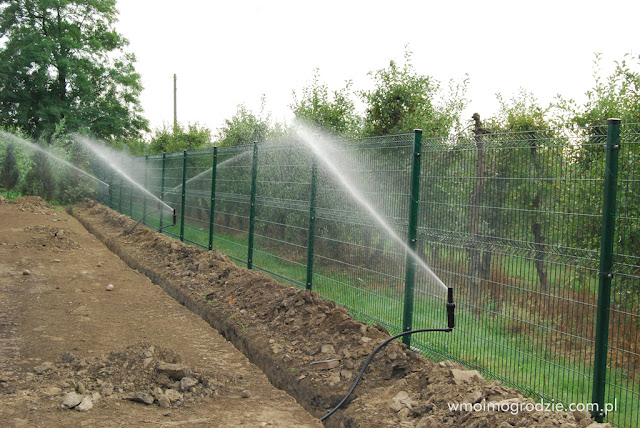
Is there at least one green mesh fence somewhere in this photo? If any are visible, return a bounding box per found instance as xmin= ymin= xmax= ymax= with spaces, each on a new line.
xmin=94 ymin=123 xmax=640 ymax=427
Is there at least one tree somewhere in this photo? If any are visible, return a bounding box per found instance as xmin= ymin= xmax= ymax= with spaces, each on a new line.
xmin=361 ymin=49 xmax=467 ymax=137
xmin=148 ymin=122 xmax=212 ymax=154
xmin=493 ymin=90 xmax=554 ymax=292
xmin=21 ymin=145 xmax=56 ymax=200
xmin=291 ymin=69 xmax=360 ymax=137
xmin=556 ymin=53 xmax=640 ymax=127
xmin=1 ymin=142 xmax=19 ymax=197
xmin=215 ymin=100 xmax=275 ymax=147
xmin=462 ymin=91 xmax=556 ymax=304
xmin=0 ymin=0 xmax=148 ymax=141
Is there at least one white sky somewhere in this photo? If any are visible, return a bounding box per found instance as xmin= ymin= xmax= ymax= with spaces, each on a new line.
xmin=115 ymin=0 xmax=639 ymax=135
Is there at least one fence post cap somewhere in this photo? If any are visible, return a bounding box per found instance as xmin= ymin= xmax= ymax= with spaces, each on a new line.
xmin=607 ymin=118 xmax=621 ymax=124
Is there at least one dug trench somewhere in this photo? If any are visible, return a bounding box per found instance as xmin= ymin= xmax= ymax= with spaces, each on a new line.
xmin=72 ymin=201 xmax=608 ymax=428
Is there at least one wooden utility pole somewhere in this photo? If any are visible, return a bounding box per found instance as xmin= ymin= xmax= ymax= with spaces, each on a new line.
xmin=173 ymin=73 xmax=177 ymax=130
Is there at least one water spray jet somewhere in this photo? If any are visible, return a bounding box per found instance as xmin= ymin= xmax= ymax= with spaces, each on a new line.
xmin=72 ymin=134 xmax=173 ymax=213
xmin=291 ymin=125 xmax=457 ymax=421
xmin=294 ymin=125 xmax=448 ymax=295
xmin=0 ymin=131 xmax=110 ymax=188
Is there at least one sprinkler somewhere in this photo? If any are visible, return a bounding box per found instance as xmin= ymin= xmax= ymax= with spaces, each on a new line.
xmin=156 ymin=206 xmax=177 ymax=233
xmin=447 ymin=287 xmax=456 ymax=329
xmin=320 ymin=288 xmax=456 ymax=422
xmin=127 ymin=206 xmax=177 ymax=236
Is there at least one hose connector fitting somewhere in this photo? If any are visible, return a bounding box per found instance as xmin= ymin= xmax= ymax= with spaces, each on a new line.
xmin=446 ymin=287 xmax=456 ymax=329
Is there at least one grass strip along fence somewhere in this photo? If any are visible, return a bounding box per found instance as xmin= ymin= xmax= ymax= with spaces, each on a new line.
xmin=95 ymin=121 xmax=640 ymax=427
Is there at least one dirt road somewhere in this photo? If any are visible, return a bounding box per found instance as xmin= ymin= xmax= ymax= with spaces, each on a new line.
xmin=0 ymin=197 xmax=321 ymax=427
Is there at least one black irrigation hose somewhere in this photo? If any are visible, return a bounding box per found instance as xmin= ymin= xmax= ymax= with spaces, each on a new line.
xmin=321 ymin=288 xmax=456 ymax=422
xmin=320 ymin=326 xmax=452 ymax=422
xmin=125 ymin=209 xmax=176 ymax=235
xmin=124 ymin=209 xmax=161 ymax=235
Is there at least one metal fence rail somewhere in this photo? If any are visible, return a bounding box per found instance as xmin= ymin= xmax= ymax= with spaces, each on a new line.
xmin=95 ymin=122 xmax=640 ymax=427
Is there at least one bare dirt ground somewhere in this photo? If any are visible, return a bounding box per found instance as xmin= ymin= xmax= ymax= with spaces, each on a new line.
xmin=0 ymin=197 xmax=321 ymax=427
xmin=0 ymin=197 xmax=611 ymax=428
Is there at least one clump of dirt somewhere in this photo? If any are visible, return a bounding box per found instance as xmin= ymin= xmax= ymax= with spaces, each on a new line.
xmin=19 ymin=225 xmax=82 ymax=251
xmin=73 ymin=202 xmax=609 ymax=427
xmin=3 ymin=343 xmax=229 ymax=411
xmin=3 ymin=196 xmax=54 ymax=214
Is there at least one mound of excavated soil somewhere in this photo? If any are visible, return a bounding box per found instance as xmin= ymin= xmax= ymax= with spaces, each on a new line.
xmin=2 ymin=343 xmax=228 ymax=411
xmin=73 ymin=201 xmax=609 ymax=428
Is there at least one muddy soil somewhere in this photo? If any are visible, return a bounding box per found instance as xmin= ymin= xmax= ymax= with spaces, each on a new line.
xmin=68 ymin=200 xmax=610 ymax=428
xmin=0 ymin=197 xmax=321 ymax=427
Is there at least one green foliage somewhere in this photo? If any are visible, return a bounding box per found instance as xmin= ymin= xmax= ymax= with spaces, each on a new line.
xmin=360 ymin=49 xmax=468 ymax=137
xmin=492 ymin=89 xmax=550 ymax=132
xmin=0 ymin=0 xmax=148 ymax=141
xmin=51 ymin=130 xmax=96 ymax=203
xmin=148 ymin=123 xmax=212 ymax=154
xmin=215 ymin=99 xmax=275 ymax=146
xmin=291 ymin=69 xmax=360 ymax=137
xmin=20 ymin=145 xmax=56 ymax=200
xmin=556 ymin=53 xmax=640 ymax=126
xmin=1 ymin=142 xmax=20 ymax=197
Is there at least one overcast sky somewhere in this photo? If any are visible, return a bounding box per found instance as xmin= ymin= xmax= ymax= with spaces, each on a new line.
xmin=115 ymin=0 xmax=639 ymax=135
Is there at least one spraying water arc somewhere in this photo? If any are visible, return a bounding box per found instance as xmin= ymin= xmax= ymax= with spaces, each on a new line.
xmin=72 ymin=134 xmax=174 ymax=214
xmin=0 ymin=131 xmax=110 ymax=189
xmin=295 ymin=126 xmax=448 ymax=295
xmin=169 ymin=148 xmax=253 ymax=192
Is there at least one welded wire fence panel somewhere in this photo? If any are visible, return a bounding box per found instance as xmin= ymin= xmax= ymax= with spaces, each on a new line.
xmin=210 ymin=144 xmax=255 ymax=265
xmin=181 ymin=149 xmax=215 ymax=248
xmin=414 ymin=128 xmax=606 ymax=404
xmin=143 ymin=154 xmax=166 ymax=229
xmin=310 ymin=134 xmax=414 ymax=333
xmin=606 ymin=123 xmax=640 ymax=428
xmin=127 ymin=157 xmax=146 ymax=222
xmin=161 ymin=152 xmax=184 ymax=238
xmin=100 ymin=124 xmax=640 ymax=427
xmin=251 ymin=142 xmax=312 ymax=286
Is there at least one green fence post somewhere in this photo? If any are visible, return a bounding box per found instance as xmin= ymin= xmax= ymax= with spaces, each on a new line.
xmin=118 ymin=172 xmax=123 ymax=213
xmin=591 ymin=118 xmax=621 ymax=423
xmin=129 ymin=158 xmax=134 ymax=217
xmin=247 ymin=142 xmax=259 ymax=269
xmin=208 ymin=147 xmax=218 ymax=250
xmin=142 ymin=155 xmax=148 ymax=225
xmin=159 ymin=152 xmax=166 ymax=228
xmin=95 ymin=161 xmax=102 ymax=204
xmin=402 ymin=129 xmax=423 ymax=347
xmin=180 ymin=150 xmax=187 ymax=241
xmin=305 ymin=156 xmax=319 ymax=290
xmin=108 ymin=169 xmax=114 ymax=208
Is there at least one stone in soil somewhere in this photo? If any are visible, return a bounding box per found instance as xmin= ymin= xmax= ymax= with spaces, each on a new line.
xmin=62 ymin=391 xmax=83 ymax=409
xmin=76 ymin=396 xmax=93 ymax=412
xmin=156 ymin=363 xmax=188 ymax=380
xmin=34 ymin=361 xmax=54 ymax=374
xmin=157 ymin=394 xmax=171 ymax=408
xmin=127 ymin=392 xmax=155 ymax=405
xmin=164 ymin=389 xmax=183 ymax=403
xmin=179 ymin=376 xmax=198 ymax=391
xmin=451 ymin=368 xmax=485 ymax=384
